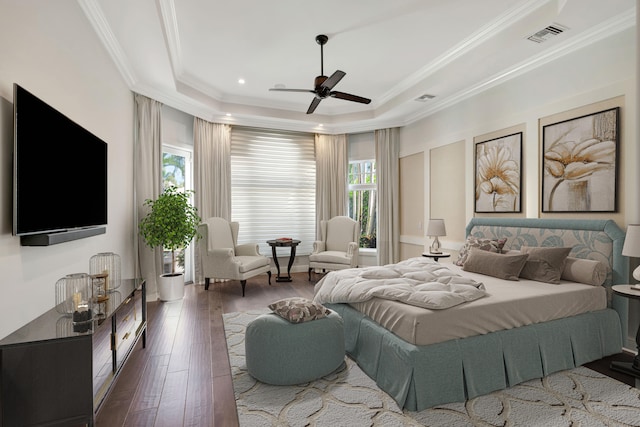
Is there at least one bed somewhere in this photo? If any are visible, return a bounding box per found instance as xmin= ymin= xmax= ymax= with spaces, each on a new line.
xmin=314 ymin=218 xmax=629 ymax=411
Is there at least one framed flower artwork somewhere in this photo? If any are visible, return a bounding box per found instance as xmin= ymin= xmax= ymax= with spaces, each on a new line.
xmin=474 ymin=132 xmax=522 ymax=213
xmin=542 ymin=107 xmax=619 ymax=212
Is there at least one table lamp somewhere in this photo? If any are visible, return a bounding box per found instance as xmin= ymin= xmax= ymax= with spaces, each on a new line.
xmin=426 ymin=219 xmax=446 ymax=254
xmin=622 ymin=223 xmax=640 ymax=281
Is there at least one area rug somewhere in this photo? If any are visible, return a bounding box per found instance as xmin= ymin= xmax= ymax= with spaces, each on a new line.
xmin=224 ymin=310 xmax=640 ymax=426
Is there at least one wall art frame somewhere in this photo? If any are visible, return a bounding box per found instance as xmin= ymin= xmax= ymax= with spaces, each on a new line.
xmin=474 ymin=132 xmax=522 ymax=213
xmin=541 ymin=107 xmax=619 ymax=213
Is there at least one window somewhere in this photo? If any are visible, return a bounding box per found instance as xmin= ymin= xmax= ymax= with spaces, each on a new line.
xmin=349 ymin=160 xmax=377 ymax=248
xmin=231 ymin=127 xmax=316 ymax=256
xmin=162 ymin=146 xmax=194 ymax=281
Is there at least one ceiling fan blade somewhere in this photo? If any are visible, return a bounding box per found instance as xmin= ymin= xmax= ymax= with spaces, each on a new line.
xmin=307 ymin=97 xmax=322 ymax=114
xmin=320 ymin=70 xmax=346 ymax=90
xmin=330 ymin=91 xmax=372 ymax=104
xmin=269 ymin=88 xmax=315 ymax=93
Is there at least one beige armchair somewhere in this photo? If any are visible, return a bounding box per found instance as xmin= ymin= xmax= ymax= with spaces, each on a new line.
xmin=308 ymin=216 xmax=360 ymax=280
xmin=198 ymin=217 xmax=271 ymax=296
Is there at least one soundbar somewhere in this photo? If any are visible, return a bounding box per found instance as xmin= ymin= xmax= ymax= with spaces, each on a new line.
xmin=20 ymin=227 xmax=106 ymax=246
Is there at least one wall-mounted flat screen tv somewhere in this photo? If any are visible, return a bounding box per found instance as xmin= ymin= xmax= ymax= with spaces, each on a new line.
xmin=13 ymin=84 xmax=107 ymax=238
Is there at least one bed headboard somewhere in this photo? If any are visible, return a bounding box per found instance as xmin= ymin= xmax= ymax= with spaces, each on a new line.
xmin=465 ymin=218 xmax=628 ymax=340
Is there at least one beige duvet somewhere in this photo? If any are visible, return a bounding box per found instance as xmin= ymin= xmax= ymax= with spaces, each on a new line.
xmin=348 ymin=263 xmax=607 ymax=346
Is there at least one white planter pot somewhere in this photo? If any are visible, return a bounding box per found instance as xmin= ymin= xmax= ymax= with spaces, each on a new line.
xmin=157 ymin=273 xmax=184 ymax=301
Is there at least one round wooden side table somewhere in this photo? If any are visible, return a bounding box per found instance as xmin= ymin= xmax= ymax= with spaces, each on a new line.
xmin=610 ymin=284 xmax=640 ymax=388
xmin=266 ymin=239 xmax=301 ymax=282
xmin=421 ymin=252 xmax=451 ymax=262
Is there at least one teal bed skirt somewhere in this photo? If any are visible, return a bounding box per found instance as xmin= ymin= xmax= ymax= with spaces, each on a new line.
xmin=327 ymin=303 xmax=622 ymax=411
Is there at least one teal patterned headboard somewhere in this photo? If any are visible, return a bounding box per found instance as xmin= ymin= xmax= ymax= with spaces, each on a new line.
xmin=465 ymin=218 xmax=628 ymax=340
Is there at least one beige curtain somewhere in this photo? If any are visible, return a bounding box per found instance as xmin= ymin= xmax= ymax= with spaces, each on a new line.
xmin=193 ymin=118 xmax=231 ymax=284
xmin=134 ymin=93 xmax=163 ymax=298
xmin=193 ymin=118 xmax=231 ymax=220
xmin=315 ymin=134 xmax=348 ymax=238
xmin=376 ymin=128 xmax=400 ymax=265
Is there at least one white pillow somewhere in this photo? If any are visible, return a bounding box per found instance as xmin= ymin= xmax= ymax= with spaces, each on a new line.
xmin=561 ymin=257 xmax=607 ymax=286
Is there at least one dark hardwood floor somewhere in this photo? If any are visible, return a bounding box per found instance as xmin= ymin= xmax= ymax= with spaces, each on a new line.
xmin=95 ymin=272 xmax=317 ymax=427
xmin=95 ymin=272 xmax=637 ymax=426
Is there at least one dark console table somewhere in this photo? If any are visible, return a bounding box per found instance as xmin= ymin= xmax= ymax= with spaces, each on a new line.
xmin=0 ymin=278 xmax=146 ymax=426
xmin=610 ymin=284 xmax=640 ymax=388
xmin=267 ymin=239 xmax=301 ymax=282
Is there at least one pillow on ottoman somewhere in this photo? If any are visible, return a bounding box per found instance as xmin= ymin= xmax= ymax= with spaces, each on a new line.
xmin=268 ymin=297 xmax=330 ymax=324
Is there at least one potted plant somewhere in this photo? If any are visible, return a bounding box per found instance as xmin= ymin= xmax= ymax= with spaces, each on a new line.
xmin=139 ymin=185 xmax=201 ymax=301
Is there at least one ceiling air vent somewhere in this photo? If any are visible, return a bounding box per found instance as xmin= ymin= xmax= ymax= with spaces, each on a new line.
xmin=415 ymin=94 xmax=436 ymax=102
xmin=527 ymin=23 xmax=569 ymax=43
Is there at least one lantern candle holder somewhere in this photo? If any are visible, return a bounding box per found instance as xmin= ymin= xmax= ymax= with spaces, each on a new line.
xmin=90 ymin=252 xmax=121 ymax=292
xmin=55 ymin=273 xmax=94 ymax=332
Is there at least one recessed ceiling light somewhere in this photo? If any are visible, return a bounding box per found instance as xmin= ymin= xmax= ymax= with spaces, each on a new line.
xmin=318 ymin=124 xmax=323 ymax=127
xmin=226 ymin=113 xmax=232 ymax=117
xmin=238 ymin=78 xmax=245 ymax=85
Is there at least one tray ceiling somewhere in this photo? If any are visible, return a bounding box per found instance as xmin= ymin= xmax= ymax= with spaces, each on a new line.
xmin=79 ymin=0 xmax=635 ymax=133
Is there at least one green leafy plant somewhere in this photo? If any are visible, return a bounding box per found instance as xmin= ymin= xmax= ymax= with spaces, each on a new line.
xmin=139 ymin=186 xmax=201 ymax=274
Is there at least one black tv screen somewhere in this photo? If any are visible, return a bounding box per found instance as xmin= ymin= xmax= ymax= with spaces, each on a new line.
xmin=13 ymin=84 xmax=107 ymax=236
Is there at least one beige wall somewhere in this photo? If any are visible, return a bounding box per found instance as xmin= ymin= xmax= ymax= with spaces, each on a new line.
xmin=399 ymin=152 xmax=424 ymax=260
xmin=430 ymin=141 xmax=466 ymax=247
xmin=0 ymin=1 xmax=135 ymax=338
xmin=401 ymin=27 xmax=636 ymax=237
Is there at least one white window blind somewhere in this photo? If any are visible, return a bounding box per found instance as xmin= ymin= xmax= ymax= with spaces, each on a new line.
xmin=231 ymin=127 xmax=316 ymax=256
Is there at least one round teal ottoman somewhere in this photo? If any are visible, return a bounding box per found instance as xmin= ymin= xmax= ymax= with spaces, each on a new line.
xmin=245 ymin=310 xmax=345 ymax=385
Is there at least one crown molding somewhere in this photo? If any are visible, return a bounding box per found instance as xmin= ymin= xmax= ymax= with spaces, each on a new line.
xmin=377 ymin=0 xmax=550 ymax=106
xmin=157 ymin=0 xmax=182 ymax=77
xmin=404 ymin=10 xmax=636 ymax=125
xmin=77 ymin=0 xmax=138 ymax=86
xmin=80 ymin=0 xmax=635 ymax=135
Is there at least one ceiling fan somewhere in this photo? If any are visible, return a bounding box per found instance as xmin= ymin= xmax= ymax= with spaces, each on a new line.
xmin=269 ymin=34 xmax=372 ymax=114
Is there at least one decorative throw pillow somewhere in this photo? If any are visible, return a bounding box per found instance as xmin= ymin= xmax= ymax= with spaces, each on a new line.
xmin=519 ymin=246 xmax=572 ymax=284
xmin=268 ymin=297 xmax=331 ymax=324
xmin=561 ymin=257 xmax=607 ymax=286
xmin=462 ymin=249 xmax=529 ymax=280
xmin=455 ymin=236 xmax=507 ymax=266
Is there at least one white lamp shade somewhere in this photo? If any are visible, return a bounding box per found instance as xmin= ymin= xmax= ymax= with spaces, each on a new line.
xmin=426 ymin=219 xmax=446 ymax=237
xmin=622 ymin=224 xmax=640 ymax=258
xmin=622 ymin=224 xmax=640 ymax=282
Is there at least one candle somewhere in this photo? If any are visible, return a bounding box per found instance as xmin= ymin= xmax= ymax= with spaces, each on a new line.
xmin=73 ymin=292 xmax=82 ymax=311
xmin=103 ymin=270 xmax=109 ymax=291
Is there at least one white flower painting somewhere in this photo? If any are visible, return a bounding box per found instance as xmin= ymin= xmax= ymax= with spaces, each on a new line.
xmin=542 ymin=108 xmax=618 ymax=212
xmin=475 ymin=132 xmax=522 ymax=213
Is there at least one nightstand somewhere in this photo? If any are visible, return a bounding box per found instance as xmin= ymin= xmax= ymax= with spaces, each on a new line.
xmin=421 ymin=252 xmax=451 ymax=262
xmin=610 ymin=284 xmax=640 ymax=388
